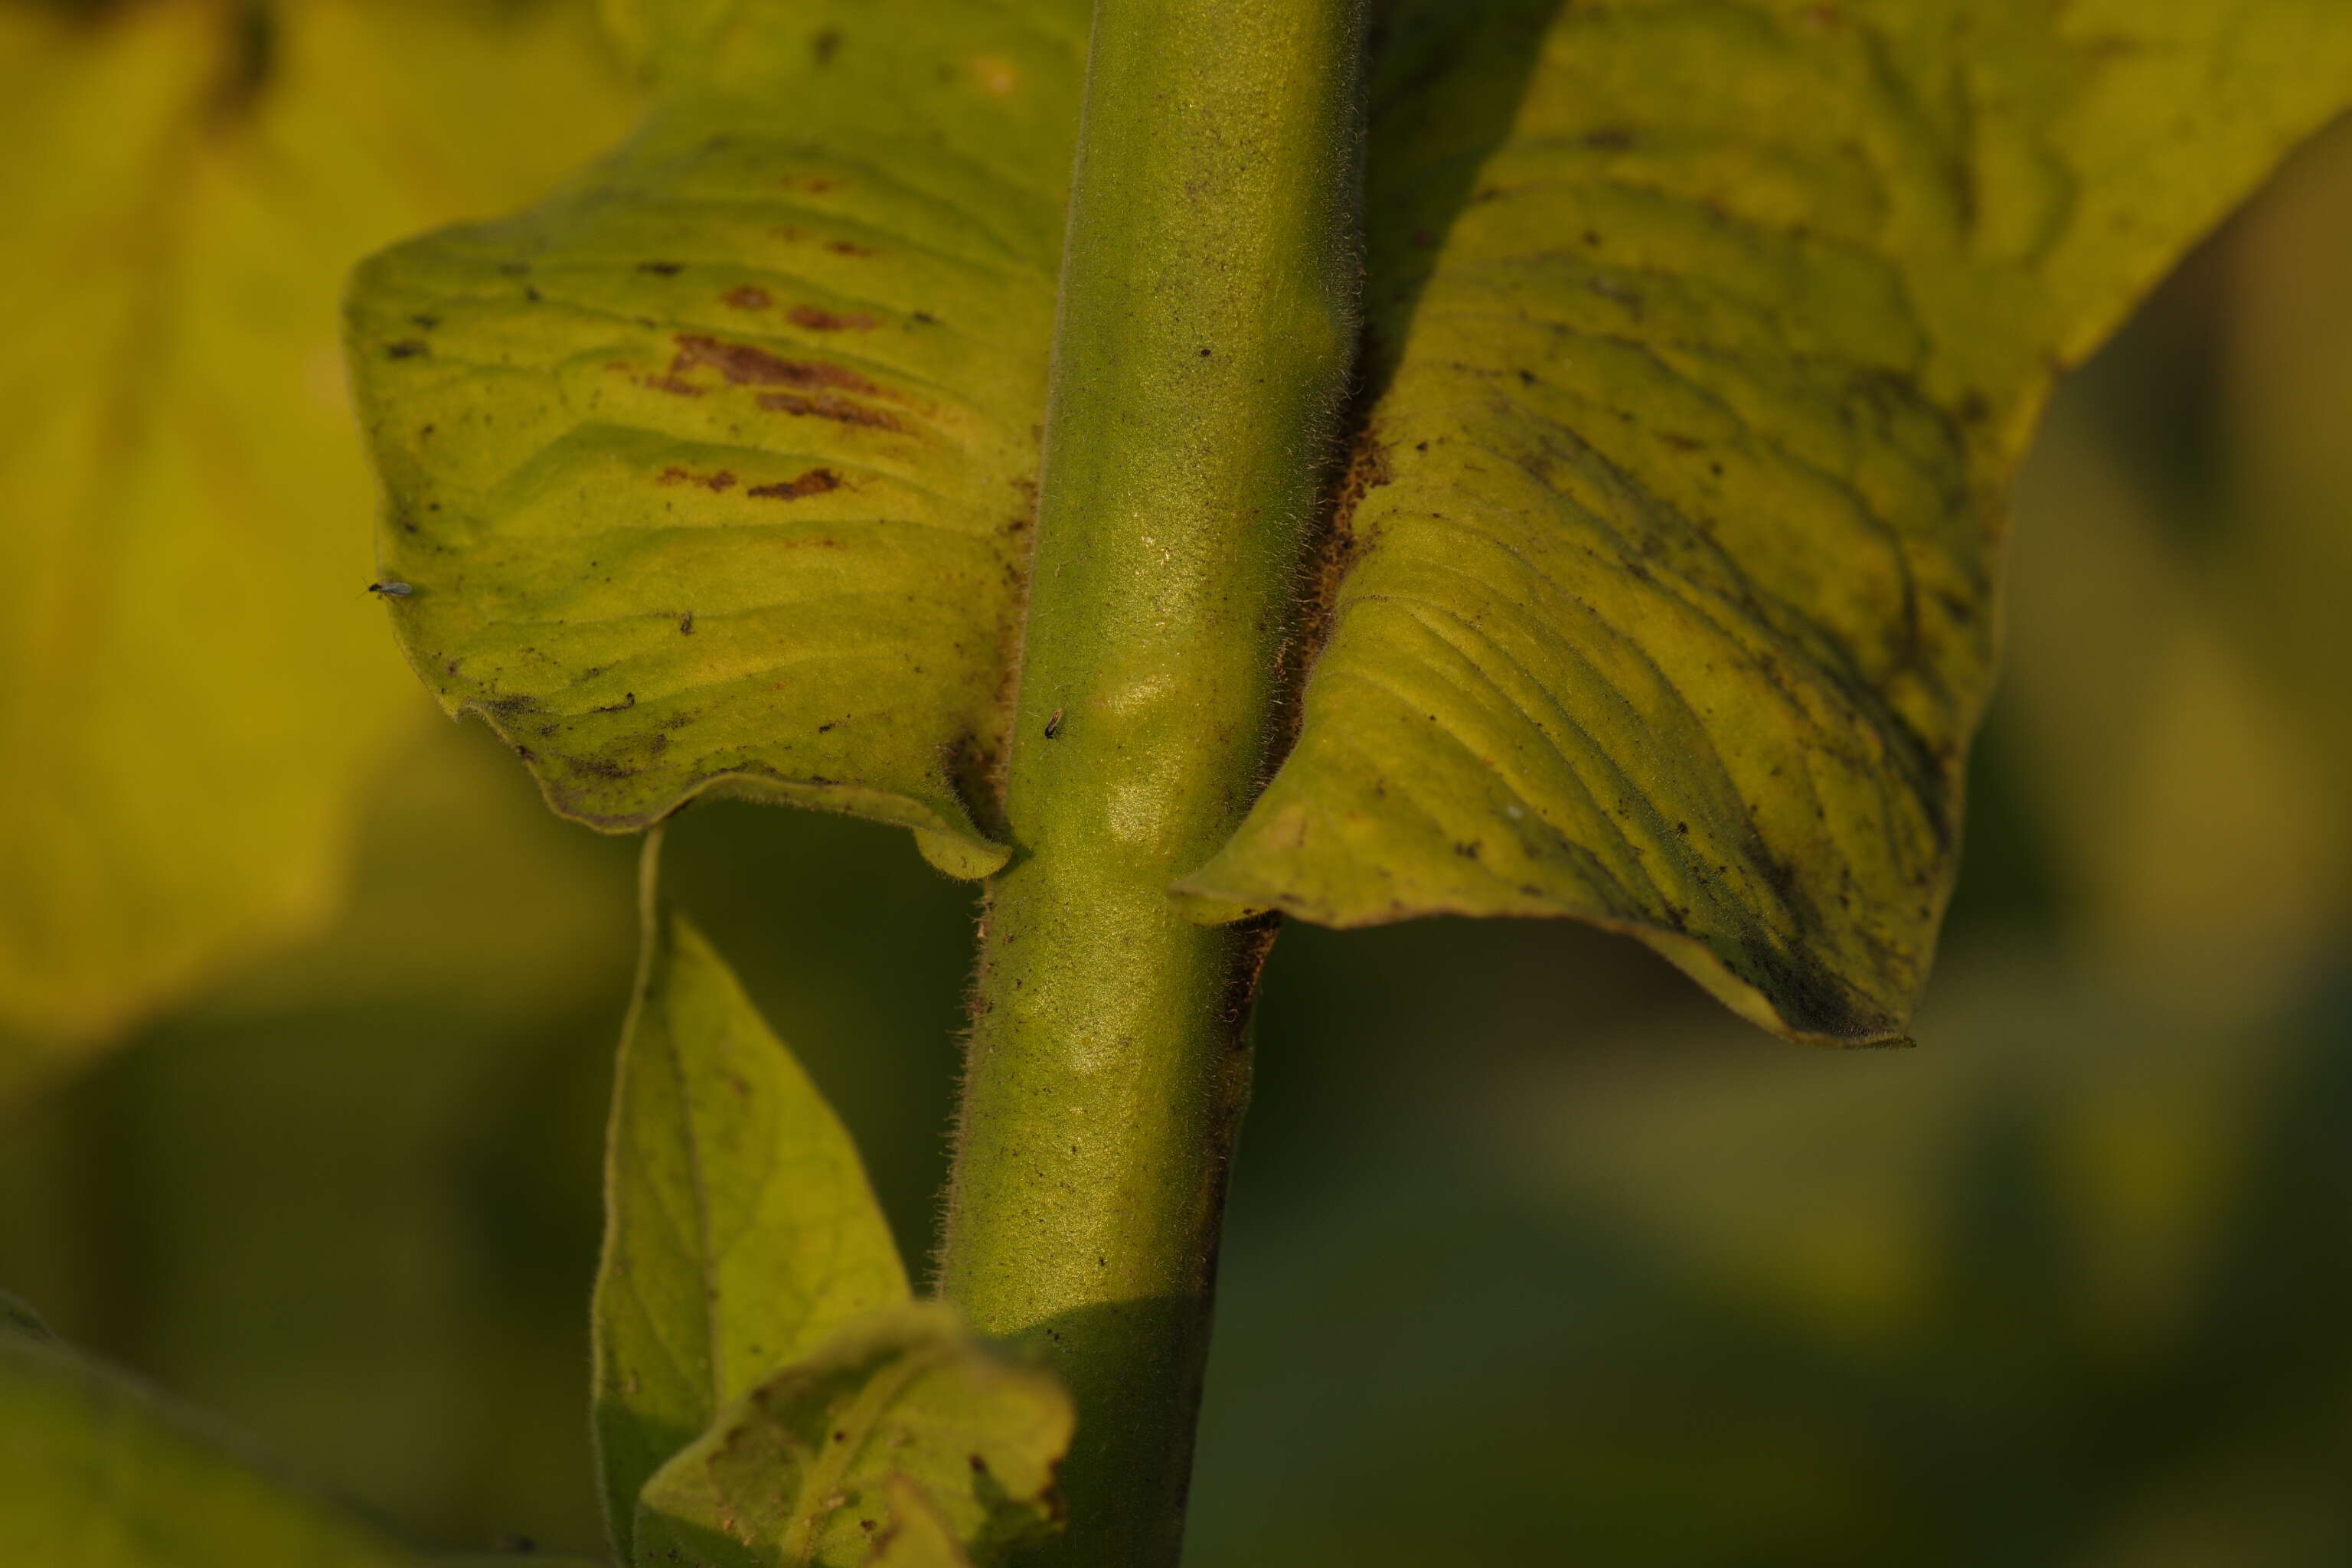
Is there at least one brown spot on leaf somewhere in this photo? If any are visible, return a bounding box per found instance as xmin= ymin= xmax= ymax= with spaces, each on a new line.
xmin=758 ymin=390 xmax=906 ymax=432
xmin=825 ymin=239 xmax=874 ymax=257
xmin=658 ymin=466 xmax=737 ymax=492
xmin=671 ymin=334 xmax=881 ymax=393
xmin=642 ymin=374 xmax=703 ymax=397
xmin=721 ymin=285 xmax=773 ymax=310
xmin=637 ymin=260 xmax=684 ymax=276
xmin=789 ymin=305 xmax=877 ymax=332
xmin=747 ymin=468 xmax=841 ymax=500
xmin=384 ymin=340 xmax=426 ymax=360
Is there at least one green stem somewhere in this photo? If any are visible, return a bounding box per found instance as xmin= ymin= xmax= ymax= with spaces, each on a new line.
xmin=934 ymin=2 xmax=1364 ymax=1561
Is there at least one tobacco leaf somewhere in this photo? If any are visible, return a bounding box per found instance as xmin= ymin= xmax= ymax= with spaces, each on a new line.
xmin=345 ymin=0 xmax=1089 ymax=879
xmin=1183 ymin=0 xmax=2352 ymax=1043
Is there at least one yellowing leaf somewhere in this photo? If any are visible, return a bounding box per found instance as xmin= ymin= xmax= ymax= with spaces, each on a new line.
xmin=595 ymin=835 xmax=910 ymax=1560
xmin=184 ymin=706 xmax=638 ymax=1027
xmin=345 ymin=0 xmax=1090 ymax=880
xmin=1183 ymin=0 xmax=2352 ymax=1043
xmin=0 ymin=0 xmax=635 ymax=1060
xmin=632 ymin=1302 xmax=1071 ymax=1568
xmin=0 ymin=1327 xmax=423 ymax=1568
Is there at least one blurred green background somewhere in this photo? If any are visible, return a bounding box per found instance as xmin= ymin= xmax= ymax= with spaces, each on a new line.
xmin=4 ymin=3 xmax=2350 ymax=1563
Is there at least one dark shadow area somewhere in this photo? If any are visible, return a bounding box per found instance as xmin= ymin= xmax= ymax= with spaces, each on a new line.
xmin=1356 ymin=0 xmax=1571 ymax=401
xmin=1187 ymin=990 xmax=2352 ymax=1566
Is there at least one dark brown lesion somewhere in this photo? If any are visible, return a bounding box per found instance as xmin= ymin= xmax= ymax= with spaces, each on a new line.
xmin=756 ymin=390 xmax=907 ymax=431
xmin=746 ymin=469 xmax=841 ymax=500
xmin=789 ymin=305 xmax=878 ymax=332
xmin=1213 ymin=912 xmax=1284 ymax=1040
xmin=669 ymin=333 xmax=884 ymax=391
xmin=635 ymin=335 xmax=916 ymax=430
xmin=1263 ymin=422 xmax=1390 ymax=777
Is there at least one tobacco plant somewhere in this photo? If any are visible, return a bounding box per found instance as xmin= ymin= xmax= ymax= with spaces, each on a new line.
xmin=7 ymin=1 xmax=2352 ymax=1565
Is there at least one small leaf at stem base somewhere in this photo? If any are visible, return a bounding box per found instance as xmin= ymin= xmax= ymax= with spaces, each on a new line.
xmin=632 ymin=1302 xmax=1072 ymax=1568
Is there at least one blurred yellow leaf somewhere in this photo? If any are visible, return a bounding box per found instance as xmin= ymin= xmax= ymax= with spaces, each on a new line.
xmin=0 ymin=0 xmax=635 ymax=1074
xmin=188 ymin=707 xmax=636 ymax=1026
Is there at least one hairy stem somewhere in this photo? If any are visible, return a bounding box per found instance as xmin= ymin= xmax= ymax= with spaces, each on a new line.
xmin=933 ymin=2 xmax=1365 ymax=1561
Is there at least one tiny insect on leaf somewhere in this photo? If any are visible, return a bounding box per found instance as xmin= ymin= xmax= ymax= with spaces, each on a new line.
xmin=366 ymin=580 xmax=413 ymax=597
